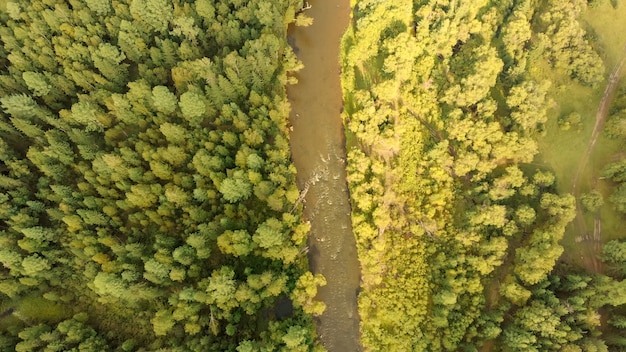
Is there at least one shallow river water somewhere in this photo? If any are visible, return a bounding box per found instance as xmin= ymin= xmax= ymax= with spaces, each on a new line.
xmin=286 ymin=0 xmax=362 ymax=351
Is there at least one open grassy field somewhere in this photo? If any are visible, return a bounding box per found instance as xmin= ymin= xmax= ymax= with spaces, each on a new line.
xmin=536 ymin=2 xmax=626 ymax=268
xmin=584 ymin=1 xmax=626 ymax=68
xmin=0 ymin=294 xmax=70 ymax=334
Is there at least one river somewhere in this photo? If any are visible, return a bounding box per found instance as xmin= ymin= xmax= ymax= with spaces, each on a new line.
xmin=286 ymin=0 xmax=362 ymax=351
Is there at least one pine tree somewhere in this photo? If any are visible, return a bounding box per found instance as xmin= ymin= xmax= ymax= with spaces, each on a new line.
xmin=219 ymin=170 xmax=252 ymax=203
xmin=217 ymin=230 xmax=255 ymax=257
xmin=178 ymin=91 xmax=206 ymax=126
xmin=130 ymin=0 xmax=174 ymax=34
xmin=21 ymin=254 xmax=51 ymax=277
xmin=117 ymin=20 xmax=147 ymax=62
xmin=152 ymin=86 xmax=178 ymax=115
xmin=206 ymin=266 xmax=238 ymax=313
xmin=126 ymin=184 xmax=159 ymax=208
xmin=85 ymin=0 xmax=112 ymax=16
xmin=159 ymin=123 xmax=186 ymax=145
xmin=91 ymin=43 xmax=129 ymax=87
xmin=22 ymin=72 xmax=51 ymax=97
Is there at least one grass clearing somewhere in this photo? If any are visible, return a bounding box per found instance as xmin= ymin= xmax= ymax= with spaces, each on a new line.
xmin=0 ymin=294 xmax=71 ymax=335
xmin=16 ymin=295 xmax=69 ymax=323
xmin=535 ymin=80 xmax=599 ymax=191
xmin=535 ymin=3 xmax=626 ymax=268
xmin=583 ymin=2 xmax=626 ymax=68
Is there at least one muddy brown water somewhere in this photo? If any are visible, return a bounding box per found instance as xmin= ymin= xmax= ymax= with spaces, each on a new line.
xmin=286 ymin=0 xmax=362 ymax=351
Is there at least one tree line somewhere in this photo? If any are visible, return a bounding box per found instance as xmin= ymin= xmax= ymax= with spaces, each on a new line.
xmin=341 ymin=0 xmax=626 ymax=350
xmin=0 ymin=0 xmax=322 ymax=350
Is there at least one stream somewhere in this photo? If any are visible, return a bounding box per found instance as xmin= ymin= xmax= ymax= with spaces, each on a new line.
xmin=286 ymin=1 xmax=362 ymax=351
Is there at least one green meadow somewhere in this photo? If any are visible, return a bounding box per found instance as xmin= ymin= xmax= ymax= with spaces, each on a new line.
xmin=536 ymin=2 xmax=626 ymax=266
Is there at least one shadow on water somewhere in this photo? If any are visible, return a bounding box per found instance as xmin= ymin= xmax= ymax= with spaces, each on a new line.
xmin=286 ymin=0 xmax=362 ymax=351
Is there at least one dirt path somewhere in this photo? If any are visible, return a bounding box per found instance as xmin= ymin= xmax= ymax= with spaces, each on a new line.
xmin=574 ymin=47 xmax=626 ymax=188
xmin=571 ymin=45 xmax=626 ymax=273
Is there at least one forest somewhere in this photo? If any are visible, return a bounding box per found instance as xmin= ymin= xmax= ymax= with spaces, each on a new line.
xmin=1 ymin=0 xmax=626 ymax=351
xmin=341 ymin=0 xmax=626 ymax=350
xmin=0 ymin=0 xmax=325 ymax=350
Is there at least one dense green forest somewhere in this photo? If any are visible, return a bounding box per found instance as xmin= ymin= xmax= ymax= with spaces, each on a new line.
xmin=0 ymin=0 xmax=326 ymax=350
xmin=2 ymin=0 xmax=626 ymax=351
xmin=342 ymin=0 xmax=626 ymax=350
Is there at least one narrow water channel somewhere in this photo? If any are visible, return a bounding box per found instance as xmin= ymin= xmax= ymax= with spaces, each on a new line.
xmin=286 ymin=1 xmax=362 ymax=351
